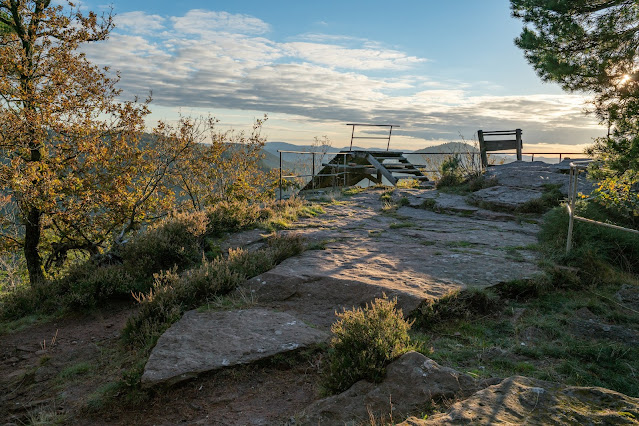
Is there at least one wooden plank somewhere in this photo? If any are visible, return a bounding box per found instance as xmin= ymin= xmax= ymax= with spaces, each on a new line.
xmin=484 ymin=140 xmax=519 ymax=151
xmin=367 ymin=153 xmax=397 ymax=185
xmin=482 ymin=130 xmax=518 ymax=135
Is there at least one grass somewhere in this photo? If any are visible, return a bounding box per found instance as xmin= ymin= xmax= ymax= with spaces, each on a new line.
xmin=411 ymin=273 xmax=639 ymax=397
xmin=59 ymin=362 xmax=93 ymax=380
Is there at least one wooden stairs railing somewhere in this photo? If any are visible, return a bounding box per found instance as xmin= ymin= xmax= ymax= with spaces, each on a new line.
xmin=302 ymin=150 xmax=428 ymax=191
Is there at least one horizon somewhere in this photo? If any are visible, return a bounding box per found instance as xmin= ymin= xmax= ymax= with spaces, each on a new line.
xmin=77 ymin=0 xmax=606 ymax=153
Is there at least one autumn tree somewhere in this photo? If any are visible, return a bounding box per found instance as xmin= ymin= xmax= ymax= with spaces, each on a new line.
xmin=0 ymin=0 xmax=155 ymax=286
xmin=0 ymin=1 xmax=277 ymax=287
xmin=511 ymin=0 xmax=639 ymax=220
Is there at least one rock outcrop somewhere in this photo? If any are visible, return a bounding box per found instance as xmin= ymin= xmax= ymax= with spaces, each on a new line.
xmin=401 ymin=375 xmax=639 ymax=425
xmin=296 ymin=352 xmax=495 ymax=425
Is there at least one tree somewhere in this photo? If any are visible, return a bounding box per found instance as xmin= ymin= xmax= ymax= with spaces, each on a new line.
xmin=0 ymin=1 xmax=278 ymax=287
xmin=0 ymin=0 xmax=151 ymax=285
xmin=512 ymin=0 xmax=639 ymax=220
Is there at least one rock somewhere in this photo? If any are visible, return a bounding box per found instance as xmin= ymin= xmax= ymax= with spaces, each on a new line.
xmin=485 ymin=160 xmax=595 ymax=195
xmin=400 ymin=376 xmax=639 ymax=425
xmin=297 ymin=352 xmax=490 ymax=425
xmin=616 ymin=284 xmax=639 ymax=311
xmin=141 ymin=308 xmax=329 ymax=387
xmin=470 ymin=185 xmax=545 ymax=210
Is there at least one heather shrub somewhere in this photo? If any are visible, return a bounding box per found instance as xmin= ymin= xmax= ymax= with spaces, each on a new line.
xmin=122 ymin=233 xmax=306 ymax=347
xmin=321 ymin=296 xmax=413 ymax=395
xmin=121 ymin=210 xmax=209 ymax=281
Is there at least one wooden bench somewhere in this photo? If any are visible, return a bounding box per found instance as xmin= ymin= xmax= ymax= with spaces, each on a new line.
xmin=478 ymin=129 xmax=522 ymax=169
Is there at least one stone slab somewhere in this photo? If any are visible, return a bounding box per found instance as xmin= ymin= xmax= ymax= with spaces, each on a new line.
xmin=141 ymin=308 xmax=329 ymax=386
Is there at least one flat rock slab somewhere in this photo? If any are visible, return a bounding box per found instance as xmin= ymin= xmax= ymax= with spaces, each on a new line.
xmin=401 ymin=375 xmax=639 ymax=425
xmin=247 ymin=190 xmax=540 ymax=329
xmin=470 ymin=185 xmax=545 ymax=210
xmin=141 ymin=309 xmax=328 ymax=387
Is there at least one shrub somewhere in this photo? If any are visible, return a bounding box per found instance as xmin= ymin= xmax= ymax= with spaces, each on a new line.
xmin=412 ymin=287 xmax=499 ymax=329
xmin=321 ymin=296 xmax=413 ymax=395
xmin=121 ymin=210 xmax=209 ymax=282
xmin=122 ymin=233 xmax=306 ymax=347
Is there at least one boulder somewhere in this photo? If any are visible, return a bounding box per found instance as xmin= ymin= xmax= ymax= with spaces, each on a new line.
xmin=141 ymin=308 xmax=329 ymax=386
xmin=297 ymin=352 xmax=492 ymax=425
xmin=401 ymin=375 xmax=639 ymax=425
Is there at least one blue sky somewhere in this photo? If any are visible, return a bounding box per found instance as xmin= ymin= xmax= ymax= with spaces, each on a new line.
xmin=78 ymin=0 xmax=605 ymax=151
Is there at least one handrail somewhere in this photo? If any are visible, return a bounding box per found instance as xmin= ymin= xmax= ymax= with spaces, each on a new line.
xmin=565 ymin=160 xmax=639 ymax=253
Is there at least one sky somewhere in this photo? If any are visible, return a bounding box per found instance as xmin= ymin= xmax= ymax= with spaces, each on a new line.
xmin=76 ymin=0 xmax=607 ymax=152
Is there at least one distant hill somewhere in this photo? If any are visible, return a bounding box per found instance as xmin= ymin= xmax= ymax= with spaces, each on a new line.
xmin=411 ymin=142 xmax=478 ymax=154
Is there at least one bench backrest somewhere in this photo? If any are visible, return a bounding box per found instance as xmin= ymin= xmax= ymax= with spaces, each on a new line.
xmin=478 ymin=129 xmax=522 ymax=168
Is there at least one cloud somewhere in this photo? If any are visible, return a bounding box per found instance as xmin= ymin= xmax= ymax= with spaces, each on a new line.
xmin=282 ymin=42 xmax=425 ymax=70
xmin=82 ymin=8 xmax=605 ymax=147
xmin=115 ymin=11 xmax=166 ymax=35
xmin=171 ymin=10 xmax=271 ymax=36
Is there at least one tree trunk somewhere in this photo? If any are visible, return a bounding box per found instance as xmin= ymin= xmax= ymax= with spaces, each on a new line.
xmin=24 ymin=206 xmax=45 ymax=286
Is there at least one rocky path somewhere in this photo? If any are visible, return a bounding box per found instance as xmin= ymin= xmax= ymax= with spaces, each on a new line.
xmin=245 ymin=188 xmax=540 ymax=329
xmin=143 ymin=185 xmax=543 ymax=388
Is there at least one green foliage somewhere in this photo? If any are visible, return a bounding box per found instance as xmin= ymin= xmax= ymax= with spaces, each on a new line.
xmin=0 ymin=199 xmax=316 ymax=320
xmin=540 ymin=202 xmax=639 ymax=275
xmin=511 ymin=0 xmax=639 ymax=217
xmin=412 ymin=288 xmax=499 ymax=329
xmin=321 ymin=296 xmax=413 ymax=395
xmin=517 ymin=183 xmax=564 ymax=213
xmin=436 ymin=155 xmax=464 ymax=189
xmin=122 ymin=233 xmax=306 ymax=347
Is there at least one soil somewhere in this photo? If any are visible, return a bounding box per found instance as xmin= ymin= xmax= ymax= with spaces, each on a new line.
xmin=0 ymin=303 xmax=319 ymax=425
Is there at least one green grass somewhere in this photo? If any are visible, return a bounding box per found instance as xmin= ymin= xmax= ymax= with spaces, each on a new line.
xmin=59 ymin=362 xmax=93 ymax=380
xmin=410 ymin=267 xmax=639 ymax=397
xmin=0 ymin=198 xmax=321 ymax=322
xmin=341 ymin=187 xmax=366 ymax=196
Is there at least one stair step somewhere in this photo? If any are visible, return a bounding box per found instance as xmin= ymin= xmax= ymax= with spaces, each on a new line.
xmin=397 ymin=175 xmax=430 ymax=180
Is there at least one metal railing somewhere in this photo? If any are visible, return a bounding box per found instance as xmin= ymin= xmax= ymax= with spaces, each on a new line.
xmin=276 ymin=149 xmax=588 ymax=200
xmin=278 ymin=150 xmax=349 ymax=200
xmin=566 ymin=160 xmax=639 ymax=253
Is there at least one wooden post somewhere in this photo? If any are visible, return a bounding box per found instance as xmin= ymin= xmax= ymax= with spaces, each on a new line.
xmin=516 ymin=128 xmax=522 ymax=161
xmin=279 ymin=151 xmax=282 ymax=200
xmin=478 ymin=130 xmax=487 ymax=169
xmin=312 ymin=152 xmax=315 ymax=190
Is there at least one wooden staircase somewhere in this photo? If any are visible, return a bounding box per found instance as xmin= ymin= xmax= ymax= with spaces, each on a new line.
xmin=302 ymin=150 xmax=428 ymax=191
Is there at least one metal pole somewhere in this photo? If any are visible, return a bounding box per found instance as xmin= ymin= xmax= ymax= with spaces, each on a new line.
xmin=566 ymin=166 xmax=577 ymax=253
xmin=279 ymin=151 xmax=282 ymax=201
xmin=312 ymin=152 xmax=315 ymax=190
xmin=387 ymin=126 xmax=393 ymax=151
xmin=349 ymin=125 xmax=355 ymax=151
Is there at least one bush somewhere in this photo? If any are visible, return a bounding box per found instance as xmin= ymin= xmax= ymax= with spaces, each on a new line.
xmin=321 ymin=296 xmax=413 ymax=395
xmin=412 ymin=287 xmax=499 ymax=329
xmin=121 ymin=210 xmax=209 ymax=282
xmin=122 ymin=233 xmax=306 ymax=347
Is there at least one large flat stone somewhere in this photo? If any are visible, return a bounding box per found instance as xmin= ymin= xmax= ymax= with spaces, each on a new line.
xmin=470 ymin=185 xmax=545 ymax=210
xmin=141 ymin=309 xmax=329 ymax=386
